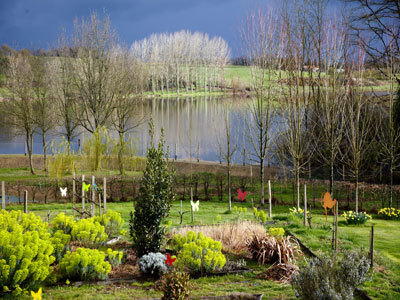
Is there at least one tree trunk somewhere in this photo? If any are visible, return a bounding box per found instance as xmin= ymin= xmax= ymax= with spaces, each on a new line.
xmin=296 ymin=167 xmax=300 ymax=211
xmin=27 ymin=133 xmax=35 ymax=175
xmin=260 ymin=159 xmax=265 ymax=206
xmin=228 ymin=161 xmax=231 ymax=211
xmin=355 ymin=177 xmax=359 ymax=213
xmin=390 ymin=165 xmax=393 ymax=208
xmin=42 ymin=132 xmax=47 ymax=172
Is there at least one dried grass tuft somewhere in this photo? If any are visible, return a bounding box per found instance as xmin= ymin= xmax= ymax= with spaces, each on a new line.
xmin=246 ymin=234 xmax=301 ymax=265
xmin=258 ymin=263 xmax=299 ymax=283
xmin=171 ymin=221 xmax=266 ymax=255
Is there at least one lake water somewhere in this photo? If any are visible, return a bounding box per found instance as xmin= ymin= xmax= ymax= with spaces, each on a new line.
xmin=0 ymin=96 xmax=280 ymax=164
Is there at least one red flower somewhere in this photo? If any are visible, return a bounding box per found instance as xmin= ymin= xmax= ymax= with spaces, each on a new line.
xmin=165 ymin=253 xmax=176 ymax=266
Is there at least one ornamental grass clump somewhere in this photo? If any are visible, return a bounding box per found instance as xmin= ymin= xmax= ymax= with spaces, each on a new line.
xmin=171 ymin=221 xmax=266 ymax=256
xmin=342 ymin=211 xmax=372 ymax=225
xmin=138 ymin=252 xmax=168 ymax=278
xmin=0 ymin=210 xmax=56 ymax=297
xmin=291 ymin=250 xmax=371 ymax=300
xmin=59 ymin=248 xmax=112 ymax=281
xmin=246 ymin=234 xmax=300 ymax=265
xmin=378 ymin=207 xmax=400 ymax=220
xmin=171 ymin=231 xmax=226 ymax=274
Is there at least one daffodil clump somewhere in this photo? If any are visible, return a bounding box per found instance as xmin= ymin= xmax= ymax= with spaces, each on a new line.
xmin=378 ymin=207 xmax=400 ymax=220
xmin=289 ymin=207 xmax=304 ymax=218
xmin=0 ymin=210 xmax=56 ymax=297
xmin=171 ymin=231 xmax=226 ymax=273
xmin=253 ymin=207 xmax=267 ymax=223
xmin=60 ymin=248 xmax=112 ymax=281
xmin=105 ymin=248 xmax=124 ymax=267
xmin=269 ymin=227 xmax=285 ymax=237
xmin=94 ymin=210 xmax=126 ymax=238
xmin=342 ymin=211 xmax=372 ymax=225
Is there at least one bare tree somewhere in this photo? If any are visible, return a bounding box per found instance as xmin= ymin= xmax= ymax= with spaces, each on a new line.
xmin=109 ymin=46 xmax=145 ymax=174
xmin=71 ymin=12 xmax=119 ymax=133
xmin=30 ymin=55 xmax=55 ymax=171
xmin=49 ymin=33 xmax=80 ymax=148
xmin=242 ymin=8 xmax=282 ymax=206
xmin=341 ymin=50 xmax=376 ymax=213
xmin=2 ymin=52 xmax=36 ymax=174
xmin=215 ymin=101 xmax=239 ymax=211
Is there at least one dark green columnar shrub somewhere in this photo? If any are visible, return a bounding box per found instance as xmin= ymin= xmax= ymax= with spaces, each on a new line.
xmin=130 ymin=120 xmax=176 ymax=257
xmin=291 ymin=250 xmax=371 ymax=300
xmin=0 ymin=210 xmax=56 ymax=297
xmin=159 ymin=270 xmax=191 ymax=300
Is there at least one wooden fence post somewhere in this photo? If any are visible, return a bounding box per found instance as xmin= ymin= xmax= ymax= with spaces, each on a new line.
xmin=191 ymin=188 xmax=194 ymax=223
xmin=268 ymin=180 xmax=272 ymax=218
xmin=304 ymin=184 xmax=307 ymax=226
xmin=24 ymin=190 xmax=28 ymax=213
xmin=91 ymin=176 xmax=95 ymax=217
xmin=334 ymin=201 xmax=338 ymax=251
xmin=72 ymin=172 xmax=76 ymax=204
xmin=81 ymin=175 xmax=85 ymax=214
xmin=103 ymin=177 xmax=107 ymax=214
xmin=370 ymin=225 xmax=374 ymax=269
xmin=1 ymin=181 xmax=5 ymax=210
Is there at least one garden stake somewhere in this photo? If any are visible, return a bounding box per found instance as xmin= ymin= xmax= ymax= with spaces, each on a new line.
xmin=1 ymin=181 xmax=5 ymax=209
xmin=268 ymin=180 xmax=272 ymax=218
xmin=191 ymin=188 xmax=194 ymax=222
xmin=304 ymin=184 xmax=307 ymax=226
xmin=334 ymin=201 xmax=338 ymax=251
xmin=91 ymin=176 xmax=95 ymax=217
xmin=103 ymin=177 xmax=107 ymax=214
xmin=24 ymin=190 xmax=28 ymax=213
xmin=370 ymin=225 xmax=374 ymax=269
xmin=72 ymin=172 xmax=76 ymax=204
xmin=81 ymin=174 xmax=85 ymax=214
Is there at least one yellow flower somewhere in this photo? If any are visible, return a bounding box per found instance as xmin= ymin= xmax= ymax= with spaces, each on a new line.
xmin=31 ymin=287 xmax=42 ymax=300
xmin=66 ymin=279 xmax=70 ymax=285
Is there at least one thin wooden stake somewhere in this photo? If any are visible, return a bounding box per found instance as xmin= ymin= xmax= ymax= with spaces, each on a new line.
xmin=72 ymin=172 xmax=76 ymax=204
xmin=24 ymin=190 xmax=28 ymax=213
xmin=1 ymin=181 xmax=5 ymax=210
xmin=81 ymin=175 xmax=85 ymax=215
xmin=334 ymin=201 xmax=338 ymax=251
xmin=103 ymin=177 xmax=107 ymax=214
xmin=191 ymin=188 xmax=194 ymax=223
xmin=91 ymin=176 xmax=95 ymax=217
xmin=304 ymin=184 xmax=307 ymax=226
xmin=370 ymin=225 xmax=374 ymax=269
xmin=268 ymin=180 xmax=272 ymax=218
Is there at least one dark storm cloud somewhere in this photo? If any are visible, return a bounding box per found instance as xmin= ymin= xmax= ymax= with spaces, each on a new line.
xmin=0 ymin=0 xmax=262 ymax=54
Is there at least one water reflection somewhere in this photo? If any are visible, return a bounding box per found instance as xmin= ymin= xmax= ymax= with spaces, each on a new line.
xmin=0 ymin=96 xmax=278 ymax=164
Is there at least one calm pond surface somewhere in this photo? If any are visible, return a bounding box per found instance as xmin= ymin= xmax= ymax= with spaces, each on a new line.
xmin=0 ymin=96 xmax=281 ymax=164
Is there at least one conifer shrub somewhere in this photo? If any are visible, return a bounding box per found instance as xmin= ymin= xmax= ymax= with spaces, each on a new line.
xmin=0 ymin=210 xmax=55 ymax=297
xmin=130 ymin=120 xmax=175 ymax=257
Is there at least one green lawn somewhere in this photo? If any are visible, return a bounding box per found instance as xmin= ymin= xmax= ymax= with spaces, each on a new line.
xmin=6 ymin=200 xmax=400 ymax=299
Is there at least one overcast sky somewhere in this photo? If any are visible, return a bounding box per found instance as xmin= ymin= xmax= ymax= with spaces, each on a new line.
xmin=0 ymin=0 xmax=274 ymax=56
